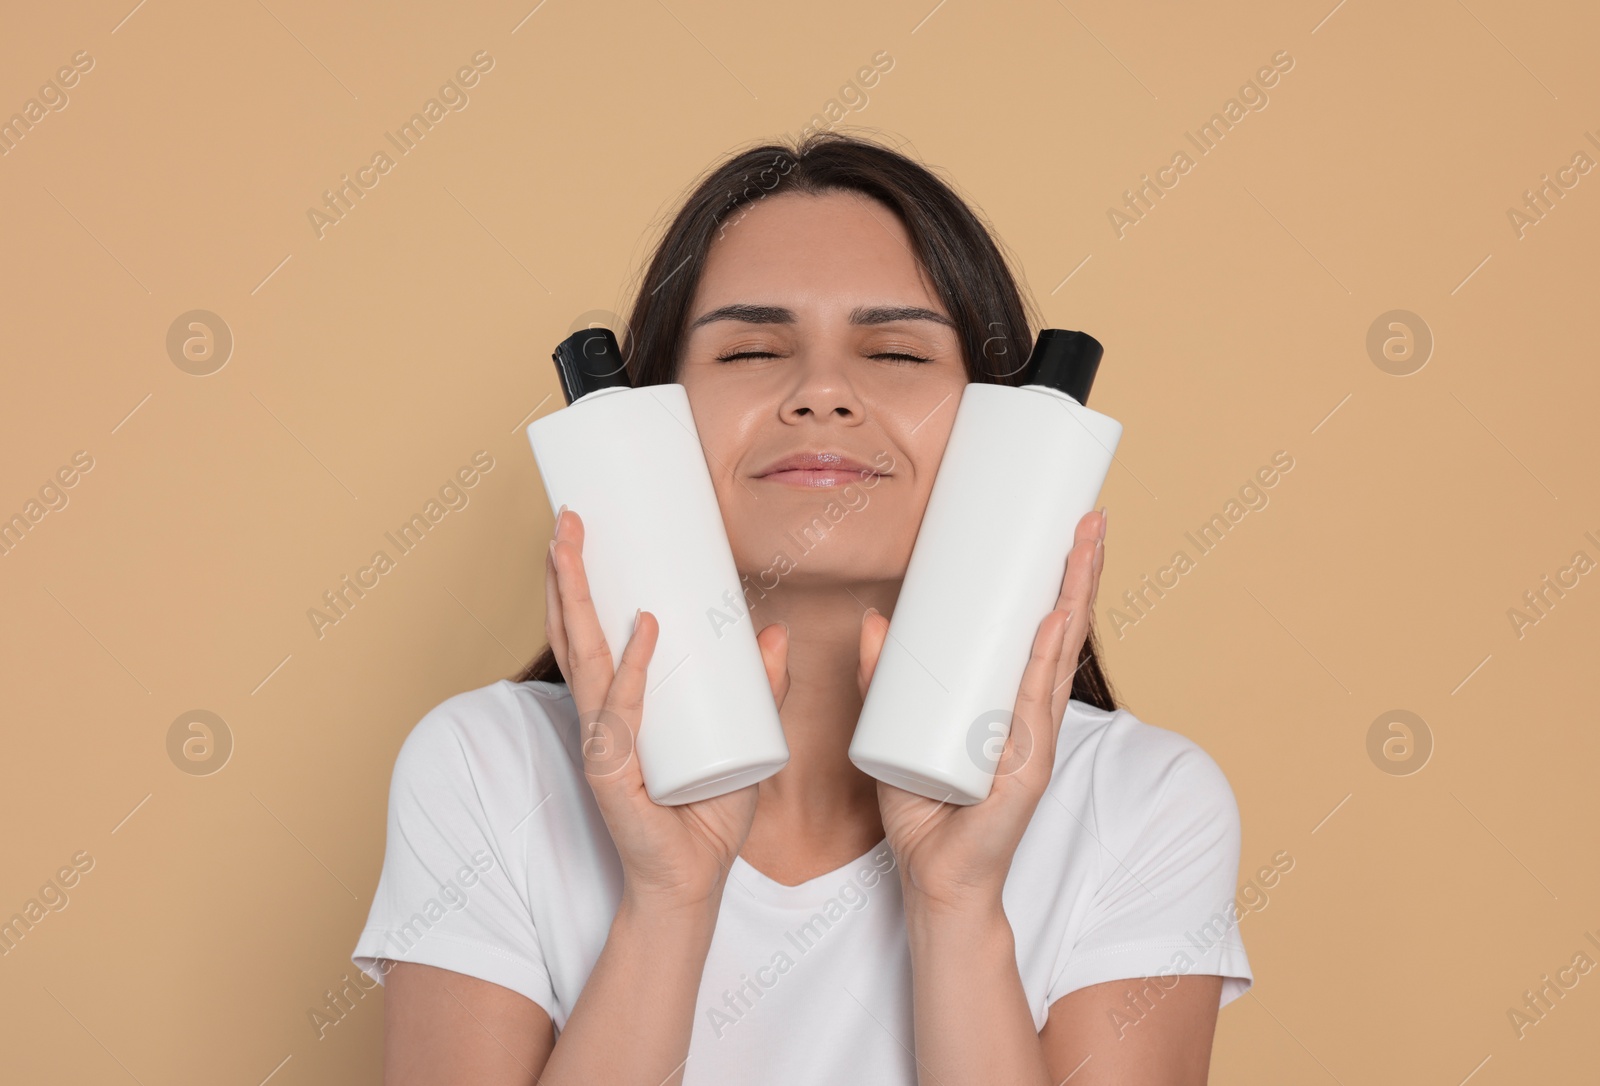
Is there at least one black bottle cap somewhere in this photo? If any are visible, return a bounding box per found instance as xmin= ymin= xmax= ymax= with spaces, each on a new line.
xmin=1024 ymin=329 xmax=1104 ymax=407
xmin=552 ymin=327 xmax=633 ymax=404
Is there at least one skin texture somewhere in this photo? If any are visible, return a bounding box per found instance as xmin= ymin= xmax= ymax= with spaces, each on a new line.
xmin=381 ymin=190 xmax=1224 ymax=1084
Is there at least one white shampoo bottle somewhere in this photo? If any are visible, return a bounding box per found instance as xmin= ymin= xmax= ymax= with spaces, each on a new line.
xmin=526 ymin=327 xmax=790 ymax=805
xmin=849 ymin=329 xmax=1122 ymax=805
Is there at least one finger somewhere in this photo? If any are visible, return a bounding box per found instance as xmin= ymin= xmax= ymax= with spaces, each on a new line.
xmin=756 ymin=622 xmax=792 ymax=710
xmin=1000 ymin=607 xmax=1070 ymax=799
xmin=1091 ymin=508 xmax=1106 ymax=603
xmin=1052 ymin=509 xmax=1102 ymax=613
xmin=1061 ymin=509 xmax=1106 ymax=719
xmin=1051 ymin=509 xmax=1103 ymax=705
xmin=1057 ymin=510 xmax=1107 ymax=722
xmin=549 ymin=510 xmax=616 ymax=712
xmin=1051 ymin=611 xmax=1085 ymax=728
xmin=544 ymin=532 xmax=570 ymax=684
xmin=856 ymin=608 xmax=890 ymax=702
xmin=587 ymin=608 xmax=658 ymax=796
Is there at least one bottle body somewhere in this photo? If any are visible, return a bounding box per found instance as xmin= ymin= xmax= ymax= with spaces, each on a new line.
xmin=849 ymin=382 xmax=1122 ymax=804
xmin=527 ymin=383 xmax=790 ymax=804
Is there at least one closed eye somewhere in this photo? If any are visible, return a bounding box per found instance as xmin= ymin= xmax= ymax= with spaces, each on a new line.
xmin=713 ymin=350 xmax=933 ymax=364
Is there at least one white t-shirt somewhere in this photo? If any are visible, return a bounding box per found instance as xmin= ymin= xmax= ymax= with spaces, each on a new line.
xmin=352 ymin=679 xmax=1252 ymax=1082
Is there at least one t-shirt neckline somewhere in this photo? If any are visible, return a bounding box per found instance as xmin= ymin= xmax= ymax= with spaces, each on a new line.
xmin=728 ymin=837 xmax=893 ymax=909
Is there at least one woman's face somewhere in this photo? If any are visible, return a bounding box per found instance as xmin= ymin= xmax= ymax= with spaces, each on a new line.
xmin=677 ymin=189 xmax=970 ymax=596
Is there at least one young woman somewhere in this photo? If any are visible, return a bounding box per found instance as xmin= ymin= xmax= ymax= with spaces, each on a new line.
xmin=352 ymin=132 xmax=1253 ymax=1084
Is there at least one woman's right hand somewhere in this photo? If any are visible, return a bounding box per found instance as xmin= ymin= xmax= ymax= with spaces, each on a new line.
xmin=545 ymin=507 xmax=789 ymax=914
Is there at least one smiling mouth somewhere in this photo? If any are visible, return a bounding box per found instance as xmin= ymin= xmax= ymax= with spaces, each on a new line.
xmin=756 ymin=467 xmax=881 ymax=488
xmin=753 ymin=450 xmax=887 ymax=489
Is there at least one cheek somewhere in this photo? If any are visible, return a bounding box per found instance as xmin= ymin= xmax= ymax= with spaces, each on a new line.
xmin=700 ymin=420 xmax=762 ymax=501
xmin=903 ymin=394 xmax=963 ymax=469
xmin=882 ymin=476 xmax=933 ymax=554
xmin=681 ymin=382 xmax=759 ymax=480
xmin=686 ymin=400 xmax=767 ymax=544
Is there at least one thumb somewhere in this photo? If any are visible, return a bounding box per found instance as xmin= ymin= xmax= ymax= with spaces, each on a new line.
xmin=756 ymin=622 xmax=791 ymax=710
xmin=857 ymin=608 xmax=890 ymax=702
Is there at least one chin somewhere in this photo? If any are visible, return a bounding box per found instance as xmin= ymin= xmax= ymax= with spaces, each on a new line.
xmin=726 ymin=497 xmax=916 ymax=583
xmin=734 ymin=546 xmax=905 ymax=594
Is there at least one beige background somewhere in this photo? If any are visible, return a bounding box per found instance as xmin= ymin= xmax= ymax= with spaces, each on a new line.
xmin=2 ymin=0 xmax=1597 ymax=1081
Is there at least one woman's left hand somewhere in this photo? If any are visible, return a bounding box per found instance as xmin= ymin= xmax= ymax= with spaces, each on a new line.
xmin=858 ymin=507 xmax=1108 ymax=916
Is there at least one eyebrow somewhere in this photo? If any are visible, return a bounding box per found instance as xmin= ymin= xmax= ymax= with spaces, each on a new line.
xmin=687 ymin=303 xmax=956 ymax=331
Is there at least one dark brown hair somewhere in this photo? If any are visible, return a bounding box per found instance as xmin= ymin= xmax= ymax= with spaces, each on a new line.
xmin=512 ymin=129 xmax=1119 ymax=712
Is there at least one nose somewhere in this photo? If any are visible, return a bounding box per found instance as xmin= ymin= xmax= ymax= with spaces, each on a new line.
xmin=777 ymin=350 xmax=866 ymax=425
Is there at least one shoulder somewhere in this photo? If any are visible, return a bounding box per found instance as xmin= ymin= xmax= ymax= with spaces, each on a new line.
xmin=1047 ymin=699 xmax=1240 ymax=848
xmin=387 ymin=679 xmax=583 ymax=811
xmin=1022 ymin=703 xmax=1255 ymax=1018
xmin=397 ymin=678 xmax=577 ymax=758
xmin=1070 ymin=699 xmax=1234 ymax=788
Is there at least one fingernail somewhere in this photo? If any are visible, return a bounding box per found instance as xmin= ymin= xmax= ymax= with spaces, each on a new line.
xmin=1098 ymin=506 xmax=1108 ymax=541
xmin=555 ymin=504 xmax=568 ymax=531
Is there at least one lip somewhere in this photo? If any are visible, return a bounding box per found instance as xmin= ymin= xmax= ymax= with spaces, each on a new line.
xmin=754 ymin=450 xmax=885 ymax=488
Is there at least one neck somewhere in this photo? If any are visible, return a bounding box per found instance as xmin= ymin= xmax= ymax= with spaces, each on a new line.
xmin=743 ymin=578 xmax=898 ymax=845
